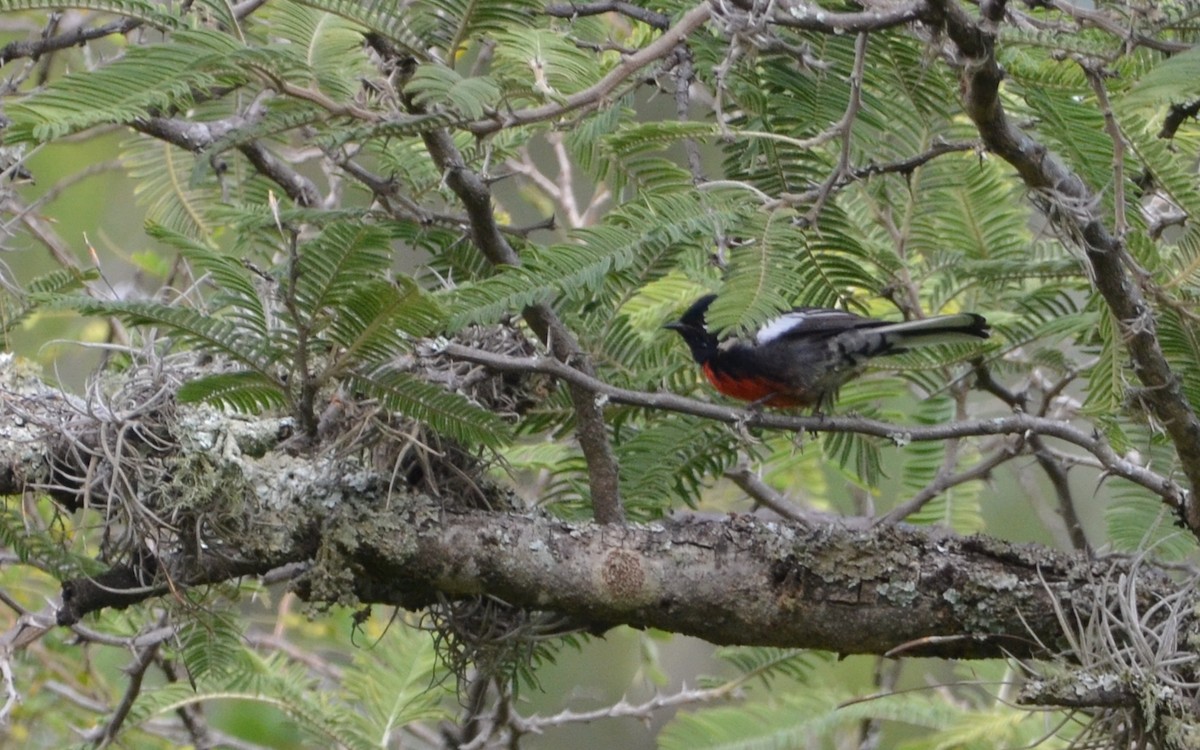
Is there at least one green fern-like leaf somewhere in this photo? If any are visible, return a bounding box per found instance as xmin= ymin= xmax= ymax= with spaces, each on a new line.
xmin=706 ymin=227 xmax=805 ymax=338
xmin=659 ymin=688 xmax=1025 ymax=750
xmin=54 ymin=296 xmax=282 ymax=375
xmin=902 ymin=475 xmax=986 ymax=533
xmin=351 ymin=368 xmax=510 ymax=449
xmin=327 ymin=280 xmax=444 ymax=363
xmin=178 ymin=371 xmax=288 ymax=413
xmin=701 ymin=206 xmax=879 ymax=339
xmin=405 ymin=65 xmax=502 ymax=119
xmin=1082 ymin=304 xmax=1126 ymax=429
xmin=892 ymin=396 xmax=985 ymax=533
xmin=290 ymin=0 xmax=431 ymax=58
xmin=491 ymin=28 xmax=603 ymax=99
xmin=295 ymin=221 xmax=394 ymax=327
xmin=1005 ymin=67 xmax=1116 ymax=193
xmin=175 ymin=608 xmax=246 ymax=681
xmin=129 ymin=650 xmax=375 ymax=750
xmin=616 ymin=415 xmax=739 ymax=517
xmin=343 ymin=625 xmax=454 ymax=739
xmin=7 ymin=29 xmax=258 ymax=143
xmin=0 ymin=0 xmax=180 ymax=29
xmin=1106 ymin=485 xmax=1199 ymax=559
xmin=123 ymin=135 xmax=220 ymax=238
xmin=565 ymin=96 xmax=634 ymax=182
xmin=447 ymin=191 xmax=745 ymax=329
xmin=823 ymin=428 xmax=884 ymax=490
xmin=906 ymin=153 xmax=1032 ymax=279
xmin=1121 ymin=46 xmax=1200 ymax=108
xmin=148 ymin=223 xmax=271 ymax=338
xmin=407 ymin=0 xmax=545 ymax=63
xmin=0 ymin=499 xmax=104 ymax=580
xmin=261 ymin=0 xmax=373 ymax=101
xmin=0 ymin=267 xmax=96 ymax=336
xmin=603 ymin=121 xmax=720 ymax=157
xmin=1154 ymin=302 xmax=1200 ymax=414
xmin=711 ymin=647 xmax=828 ymax=689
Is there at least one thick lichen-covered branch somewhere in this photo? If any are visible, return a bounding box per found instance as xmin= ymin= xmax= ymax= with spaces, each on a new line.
xmin=0 ymin=356 xmax=1193 ymax=668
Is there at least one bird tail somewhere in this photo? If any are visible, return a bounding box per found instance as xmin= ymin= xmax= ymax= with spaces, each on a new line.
xmin=874 ymin=313 xmax=990 ymax=348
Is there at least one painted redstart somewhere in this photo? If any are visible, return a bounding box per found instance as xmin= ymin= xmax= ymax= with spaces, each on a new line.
xmin=665 ymin=294 xmax=990 ymax=410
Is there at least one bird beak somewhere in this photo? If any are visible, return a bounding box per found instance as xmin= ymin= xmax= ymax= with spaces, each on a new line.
xmin=663 ymin=321 xmax=683 ymax=331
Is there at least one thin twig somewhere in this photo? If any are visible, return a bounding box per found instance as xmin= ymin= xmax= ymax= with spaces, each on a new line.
xmin=878 ymin=443 xmax=1018 ymax=525
xmin=91 ymin=614 xmax=167 ymax=748
xmin=0 ymin=17 xmax=143 ymax=65
xmin=467 ymin=4 xmax=712 ymax=135
xmin=975 ymin=364 xmax=1091 ymax=552
xmin=1031 ymin=434 xmax=1091 ymax=553
xmin=157 ymin=655 xmax=214 ymax=750
xmin=511 ymin=668 xmax=759 ymax=734
xmin=1081 ymin=61 xmax=1126 ymax=237
xmin=859 ymin=659 xmax=902 ymax=750
xmin=1043 ymin=0 xmax=1190 ymax=54
xmin=544 ymin=2 xmax=671 ymax=29
xmin=725 ymin=465 xmax=842 ymax=525
xmin=671 ymin=43 xmax=706 ymax=183
xmin=769 ymin=0 xmax=927 ymax=32
xmin=803 ymin=31 xmax=868 ymax=224
xmin=132 ymin=114 xmax=322 ymax=208
xmin=778 ymin=140 xmax=981 ymax=210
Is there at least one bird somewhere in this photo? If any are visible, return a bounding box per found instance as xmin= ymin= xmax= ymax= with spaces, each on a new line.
xmin=664 ymin=294 xmax=990 ymax=411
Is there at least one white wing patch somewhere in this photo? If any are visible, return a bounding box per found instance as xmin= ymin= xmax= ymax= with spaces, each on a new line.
xmin=754 ymin=311 xmax=819 ymax=344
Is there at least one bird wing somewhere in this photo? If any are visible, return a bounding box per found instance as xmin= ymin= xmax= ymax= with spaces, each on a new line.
xmin=753 ymin=307 xmax=882 ymax=345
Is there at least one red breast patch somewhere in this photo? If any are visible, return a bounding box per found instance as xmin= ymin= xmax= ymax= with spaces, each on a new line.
xmin=701 ymin=363 xmax=808 ymax=408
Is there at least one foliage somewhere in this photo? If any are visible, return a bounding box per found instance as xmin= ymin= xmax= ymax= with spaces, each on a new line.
xmin=45 ymin=221 xmax=510 ymax=448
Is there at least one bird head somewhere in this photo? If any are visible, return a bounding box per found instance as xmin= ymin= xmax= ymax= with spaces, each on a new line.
xmin=664 ymin=294 xmax=719 ymax=364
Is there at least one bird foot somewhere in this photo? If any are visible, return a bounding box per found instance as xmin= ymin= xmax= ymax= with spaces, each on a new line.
xmin=731 ymin=410 xmax=763 ymax=444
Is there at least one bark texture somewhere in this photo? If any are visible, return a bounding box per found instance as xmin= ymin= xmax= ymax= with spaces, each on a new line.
xmin=0 ymin=354 xmax=1188 ymax=663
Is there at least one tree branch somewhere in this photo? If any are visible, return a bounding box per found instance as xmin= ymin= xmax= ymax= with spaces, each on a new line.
xmin=0 ymin=0 xmax=270 ymax=66
xmin=363 ymin=38 xmax=627 ymax=524
xmin=544 ymin=2 xmax=670 ymax=30
xmin=35 ymin=490 xmax=1175 ymax=661
xmin=1159 ymin=100 xmax=1200 ymax=140
xmin=879 ymin=441 xmax=1018 ymax=525
xmin=133 ymin=115 xmax=322 ymax=207
xmin=775 ymin=139 xmax=981 ymax=209
xmin=975 ymin=365 xmax=1091 ymax=553
xmin=1040 ymin=0 xmax=1191 ymax=54
xmin=725 ymin=465 xmax=844 ymax=525
xmin=89 ymin=614 xmax=164 ymax=748
xmin=0 ymin=17 xmax=143 ymax=65
xmin=466 ymin=4 xmax=712 ymax=135
xmin=761 ymin=0 xmax=927 ymax=32
xmin=926 ymin=0 xmax=1200 ymax=532
xmin=438 ymin=342 xmax=1189 ymax=509
xmin=0 ymin=356 xmax=1194 ymax=692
